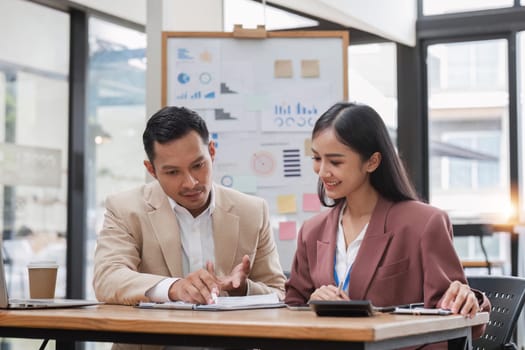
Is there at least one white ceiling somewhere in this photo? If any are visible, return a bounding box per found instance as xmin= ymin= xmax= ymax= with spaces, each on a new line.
xmin=71 ymin=0 xmax=416 ymax=46
xmin=268 ymin=0 xmax=416 ymax=46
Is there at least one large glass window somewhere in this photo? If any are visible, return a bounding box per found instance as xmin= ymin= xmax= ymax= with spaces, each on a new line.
xmin=427 ymin=39 xmax=510 ymax=270
xmin=85 ymin=17 xmax=146 ymax=299
xmin=0 ymin=0 xmax=69 ymax=299
xmin=427 ymin=39 xmax=510 ymax=223
xmin=423 ymin=0 xmax=513 ymax=16
xmin=1 ymin=1 xmax=69 ymax=348
xmin=348 ymin=43 xmax=397 ymax=134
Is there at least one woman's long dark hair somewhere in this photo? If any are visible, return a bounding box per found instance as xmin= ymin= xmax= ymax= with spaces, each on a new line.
xmin=313 ymin=102 xmax=419 ymax=207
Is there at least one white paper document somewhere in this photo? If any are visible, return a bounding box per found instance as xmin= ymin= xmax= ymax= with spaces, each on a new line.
xmin=138 ymin=293 xmax=285 ymax=311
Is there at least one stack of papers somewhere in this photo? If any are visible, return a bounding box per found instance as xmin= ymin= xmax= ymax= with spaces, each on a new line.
xmin=138 ymin=293 xmax=285 ymax=311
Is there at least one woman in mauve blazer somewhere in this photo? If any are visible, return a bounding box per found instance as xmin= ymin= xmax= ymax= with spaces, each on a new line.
xmin=285 ymin=102 xmax=490 ymax=346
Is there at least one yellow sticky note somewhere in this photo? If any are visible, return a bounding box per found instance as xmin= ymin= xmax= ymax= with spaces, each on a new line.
xmin=277 ymin=194 xmax=297 ymax=214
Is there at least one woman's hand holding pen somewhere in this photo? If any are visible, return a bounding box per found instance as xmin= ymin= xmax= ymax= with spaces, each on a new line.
xmin=439 ymin=280 xmax=480 ymax=318
xmin=308 ymin=283 xmax=350 ymax=302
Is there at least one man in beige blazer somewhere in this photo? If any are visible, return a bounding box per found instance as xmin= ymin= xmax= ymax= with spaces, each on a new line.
xmin=93 ymin=106 xmax=285 ymax=315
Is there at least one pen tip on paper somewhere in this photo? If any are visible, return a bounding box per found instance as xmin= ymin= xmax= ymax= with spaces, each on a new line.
xmin=210 ymin=287 xmax=219 ymax=304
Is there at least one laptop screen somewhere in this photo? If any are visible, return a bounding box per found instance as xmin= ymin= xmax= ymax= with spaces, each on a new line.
xmin=0 ymin=243 xmax=13 ymax=307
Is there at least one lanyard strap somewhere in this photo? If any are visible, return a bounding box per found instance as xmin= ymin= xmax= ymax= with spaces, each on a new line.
xmin=334 ymin=255 xmax=352 ymax=292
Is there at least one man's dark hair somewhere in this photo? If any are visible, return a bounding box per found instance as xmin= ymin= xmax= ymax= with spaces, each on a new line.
xmin=143 ymin=106 xmax=209 ymax=163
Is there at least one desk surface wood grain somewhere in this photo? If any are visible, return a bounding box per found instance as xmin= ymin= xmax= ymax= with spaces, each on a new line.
xmin=0 ymin=304 xmax=488 ymax=342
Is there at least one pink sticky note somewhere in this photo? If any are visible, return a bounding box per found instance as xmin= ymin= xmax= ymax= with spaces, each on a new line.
xmin=303 ymin=193 xmax=321 ymax=212
xmin=279 ymin=221 xmax=297 ymax=240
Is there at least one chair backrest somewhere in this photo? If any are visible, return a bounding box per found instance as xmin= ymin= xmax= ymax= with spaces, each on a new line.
xmin=468 ymin=275 xmax=525 ymax=350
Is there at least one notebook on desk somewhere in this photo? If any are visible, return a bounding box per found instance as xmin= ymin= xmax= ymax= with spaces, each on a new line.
xmin=138 ymin=292 xmax=285 ymax=311
xmin=0 ymin=241 xmax=102 ymax=309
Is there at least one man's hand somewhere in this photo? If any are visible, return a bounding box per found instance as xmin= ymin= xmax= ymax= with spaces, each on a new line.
xmin=309 ymin=285 xmax=350 ymax=302
xmin=168 ymin=269 xmax=219 ymax=305
xmin=439 ymin=280 xmax=480 ymax=318
xmin=207 ymin=255 xmax=251 ymax=296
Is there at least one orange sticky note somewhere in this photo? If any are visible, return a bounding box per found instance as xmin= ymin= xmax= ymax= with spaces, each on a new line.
xmin=279 ymin=221 xmax=297 ymax=240
xmin=301 ymin=59 xmax=320 ymax=78
xmin=304 ymin=138 xmax=313 ymax=157
xmin=274 ymin=59 xmax=293 ymax=78
xmin=303 ymin=193 xmax=321 ymax=212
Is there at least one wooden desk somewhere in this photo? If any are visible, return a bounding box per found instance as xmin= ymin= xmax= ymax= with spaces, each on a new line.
xmin=0 ymin=304 xmax=488 ymax=350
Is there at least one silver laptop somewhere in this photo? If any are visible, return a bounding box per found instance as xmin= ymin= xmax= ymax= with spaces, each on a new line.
xmin=0 ymin=241 xmax=102 ymax=309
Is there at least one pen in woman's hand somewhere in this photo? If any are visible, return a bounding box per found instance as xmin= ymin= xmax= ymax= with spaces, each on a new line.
xmin=337 ymin=281 xmax=344 ymax=297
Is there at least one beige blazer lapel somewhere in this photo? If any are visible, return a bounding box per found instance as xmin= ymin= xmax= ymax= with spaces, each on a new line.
xmin=350 ymin=197 xmax=394 ymax=300
xmin=211 ymin=186 xmax=239 ymax=276
xmin=145 ymin=182 xmax=184 ymax=277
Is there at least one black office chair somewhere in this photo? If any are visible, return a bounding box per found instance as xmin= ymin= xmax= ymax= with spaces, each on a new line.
xmin=468 ymin=275 xmax=525 ymax=350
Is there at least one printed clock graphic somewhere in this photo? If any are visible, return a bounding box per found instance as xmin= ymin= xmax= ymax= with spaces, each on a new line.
xmin=251 ymin=151 xmax=276 ymax=176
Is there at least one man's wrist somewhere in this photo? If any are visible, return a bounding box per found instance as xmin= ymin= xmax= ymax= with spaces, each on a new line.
xmin=168 ymin=279 xmax=182 ymax=301
xmin=146 ymin=277 xmax=179 ymax=303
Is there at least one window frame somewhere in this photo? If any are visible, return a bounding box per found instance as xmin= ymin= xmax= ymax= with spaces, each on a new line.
xmin=416 ymin=2 xmax=523 ymax=276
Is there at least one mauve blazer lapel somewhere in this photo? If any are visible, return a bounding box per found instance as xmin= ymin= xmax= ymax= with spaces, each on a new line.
xmin=315 ymin=204 xmax=341 ymax=287
xmin=145 ymin=182 xmax=184 ymax=277
xmin=349 ymin=196 xmax=394 ymax=300
xmin=211 ymin=186 xmax=239 ymax=276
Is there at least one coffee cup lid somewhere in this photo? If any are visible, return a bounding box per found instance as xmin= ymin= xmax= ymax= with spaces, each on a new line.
xmin=27 ymin=261 xmax=58 ymax=268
